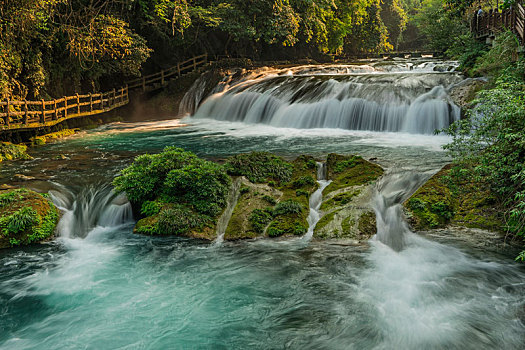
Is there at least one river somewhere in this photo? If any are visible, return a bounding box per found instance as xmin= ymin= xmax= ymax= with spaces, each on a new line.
xmin=0 ymin=59 xmax=524 ymax=349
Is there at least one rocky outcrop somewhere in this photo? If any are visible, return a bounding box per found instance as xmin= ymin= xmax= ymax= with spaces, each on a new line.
xmin=403 ymin=164 xmax=503 ymax=232
xmin=0 ymin=188 xmax=59 ymax=249
xmin=314 ymin=154 xmax=383 ymax=242
xmin=449 ymin=78 xmax=487 ymax=110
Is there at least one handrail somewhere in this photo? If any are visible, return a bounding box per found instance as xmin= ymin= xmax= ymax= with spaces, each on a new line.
xmin=1 ymin=54 xmax=208 ymax=131
xmin=471 ymin=2 xmax=525 ymax=44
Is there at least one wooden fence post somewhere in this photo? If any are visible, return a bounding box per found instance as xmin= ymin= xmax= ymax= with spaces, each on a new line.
xmin=142 ymin=77 xmax=146 ymax=92
xmin=89 ymin=93 xmax=93 ymax=112
xmin=177 ymin=62 xmax=181 ymax=77
xmin=41 ymin=99 xmax=45 ymax=123
xmin=5 ymin=99 xmax=10 ymax=126
xmin=76 ymin=93 xmax=80 ymax=114
xmin=125 ymin=84 xmax=129 ymax=102
xmin=112 ymin=89 xmax=116 ymax=106
xmin=193 ymin=56 xmax=197 ymax=70
xmin=53 ymin=99 xmax=57 ymax=120
xmin=161 ymin=70 xmax=165 ymax=85
xmin=64 ymin=97 xmax=68 ymax=118
xmin=23 ymin=100 xmax=28 ymax=125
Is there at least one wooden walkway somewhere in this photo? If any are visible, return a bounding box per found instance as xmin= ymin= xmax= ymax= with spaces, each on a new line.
xmin=1 ymin=54 xmax=208 ymax=132
xmin=471 ymin=2 xmax=525 ymax=44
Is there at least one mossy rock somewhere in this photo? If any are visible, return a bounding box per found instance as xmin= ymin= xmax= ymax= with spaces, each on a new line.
xmin=0 ymin=188 xmax=59 ymax=249
xmin=30 ymin=129 xmax=78 ymax=146
xmin=314 ymin=209 xmax=377 ymax=240
xmin=403 ymin=164 xmax=504 ymax=232
xmin=0 ymin=142 xmax=32 ymax=162
xmin=324 ymin=154 xmax=383 ymax=195
xmin=224 ymin=179 xmax=282 ymax=240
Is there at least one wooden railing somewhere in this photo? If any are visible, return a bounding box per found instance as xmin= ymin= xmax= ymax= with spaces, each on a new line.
xmin=127 ymin=54 xmax=208 ymax=92
xmin=471 ymin=2 xmax=525 ymax=44
xmin=0 ymin=87 xmax=129 ymax=131
xmin=0 ymin=54 xmax=208 ymax=131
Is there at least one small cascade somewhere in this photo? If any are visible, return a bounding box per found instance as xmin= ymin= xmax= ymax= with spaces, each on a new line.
xmin=49 ymin=184 xmax=133 ymax=238
xmin=303 ymin=162 xmax=331 ymax=241
xmin=214 ymin=178 xmax=242 ymax=245
xmin=372 ymin=171 xmax=432 ymax=251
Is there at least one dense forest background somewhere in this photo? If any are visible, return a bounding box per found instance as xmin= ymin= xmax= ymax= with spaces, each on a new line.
xmin=1 ymin=0 xmax=482 ymax=100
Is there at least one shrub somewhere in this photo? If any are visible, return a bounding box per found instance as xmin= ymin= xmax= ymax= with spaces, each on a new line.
xmin=408 ymin=198 xmax=426 ymax=211
xmin=296 ymin=189 xmax=309 ymax=197
xmin=274 ymin=200 xmax=303 ymax=216
xmin=292 ymin=175 xmax=316 ymax=188
xmin=141 ymin=201 xmax=163 ymax=217
xmin=156 ymin=206 xmax=208 ymax=236
xmin=267 ymin=226 xmax=284 ymax=237
xmin=224 ymin=152 xmax=293 ymax=184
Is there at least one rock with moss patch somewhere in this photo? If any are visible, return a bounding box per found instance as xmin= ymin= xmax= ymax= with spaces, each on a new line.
xmin=0 ymin=142 xmax=32 ymax=162
xmin=403 ymin=164 xmax=503 ymax=232
xmin=30 ymin=129 xmax=79 ymax=146
xmin=0 ymin=188 xmax=59 ymax=249
xmin=314 ymin=154 xmax=383 ymax=241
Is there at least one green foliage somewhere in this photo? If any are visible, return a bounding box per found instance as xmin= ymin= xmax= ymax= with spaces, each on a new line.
xmin=249 ymin=208 xmax=273 ymax=233
xmin=273 ymin=199 xmax=303 ymax=216
xmin=262 ymin=195 xmax=277 ymax=205
xmin=471 ymin=31 xmax=520 ymax=77
xmin=225 ymin=152 xmax=293 ymax=184
xmin=0 ymin=143 xmax=32 ymax=163
xmin=295 ymin=189 xmax=309 ymax=197
xmin=141 ymin=201 xmax=163 ymax=217
xmin=292 ymin=175 xmax=316 ymax=188
xmin=156 ymin=206 xmax=208 ymax=235
xmin=3 ymin=207 xmax=41 ymax=236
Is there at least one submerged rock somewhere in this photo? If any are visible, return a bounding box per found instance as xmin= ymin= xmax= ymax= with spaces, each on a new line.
xmin=0 ymin=188 xmax=59 ymax=249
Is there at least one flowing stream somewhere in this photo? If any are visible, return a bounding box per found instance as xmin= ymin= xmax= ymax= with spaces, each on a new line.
xmin=0 ymin=59 xmax=524 ymax=349
xmin=304 ymin=162 xmax=331 ymax=241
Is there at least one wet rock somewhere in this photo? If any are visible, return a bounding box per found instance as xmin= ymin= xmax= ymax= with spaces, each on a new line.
xmin=14 ymin=174 xmax=36 ymax=181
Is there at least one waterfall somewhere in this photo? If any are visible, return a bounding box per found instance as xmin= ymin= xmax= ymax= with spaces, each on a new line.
xmin=303 ymin=162 xmax=331 ymax=241
xmin=49 ymin=183 xmax=133 ymax=239
xmin=187 ymin=63 xmax=463 ymax=135
xmin=372 ymin=171 xmax=432 ymax=251
xmin=214 ymin=178 xmax=242 ymax=245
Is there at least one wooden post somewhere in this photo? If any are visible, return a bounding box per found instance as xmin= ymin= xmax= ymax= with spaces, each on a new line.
xmin=89 ymin=93 xmax=93 ymax=112
xmin=41 ymin=99 xmax=45 ymax=123
xmin=64 ymin=97 xmax=68 ymax=118
xmin=142 ymin=76 xmax=146 ymax=92
xmin=112 ymin=89 xmax=116 ymax=106
xmin=177 ymin=62 xmax=181 ymax=77
xmin=5 ymin=99 xmax=10 ymax=126
xmin=125 ymin=84 xmax=129 ymax=102
xmin=161 ymin=70 xmax=165 ymax=85
xmin=53 ymin=99 xmax=57 ymax=120
xmin=23 ymin=100 xmax=28 ymax=125
xmin=76 ymin=93 xmax=80 ymax=114
xmin=193 ymin=56 xmax=197 ymax=70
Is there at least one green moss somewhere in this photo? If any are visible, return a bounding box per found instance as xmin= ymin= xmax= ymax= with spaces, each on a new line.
xmin=29 ymin=129 xmax=78 ymax=146
xmin=267 ymin=215 xmax=307 ymax=237
xmin=324 ymin=154 xmax=383 ymax=195
xmin=0 ymin=188 xmax=59 ymax=248
xmin=249 ymin=208 xmax=273 ymax=234
xmin=315 ymin=211 xmax=337 ymax=232
xmin=341 ymin=216 xmax=355 ymax=235
xmin=224 ymin=152 xmax=293 ymax=184
xmin=320 ymin=189 xmax=360 ymax=211
xmin=0 ymin=142 xmax=32 ymax=162
xmin=404 ymin=164 xmax=503 ymax=232
xmin=357 ymin=211 xmax=377 ymax=237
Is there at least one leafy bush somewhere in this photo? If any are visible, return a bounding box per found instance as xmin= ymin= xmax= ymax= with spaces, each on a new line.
xmin=408 ymin=198 xmax=426 ymax=211
xmin=0 ymin=190 xmax=24 ymax=207
xmin=292 ymin=175 xmax=316 ymax=188
xmin=273 ymin=200 xmax=303 ymax=216
xmin=141 ymin=201 xmax=163 ymax=217
xmin=444 ymin=57 xmax=525 ymax=260
xmin=224 ymin=152 xmax=293 ymax=184
xmin=4 ymin=207 xmax=40 ymax=235
xmin=296 ymin=189 xmax=309 ymax=197
xmin=431 ymin=201 xmax=454 ymax=220
xmin=114 ymin=147 xmax=231 ymax=217
xmin=333 ymin=157 xmax=359 ymax=173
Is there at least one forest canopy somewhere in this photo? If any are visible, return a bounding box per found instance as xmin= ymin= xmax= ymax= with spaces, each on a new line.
xmin=1 ymin=0 xmax=479 ymax=100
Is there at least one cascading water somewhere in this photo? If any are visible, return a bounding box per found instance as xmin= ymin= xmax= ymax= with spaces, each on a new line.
xmin=303 ymin=162 xmax=331 ymax=241
xmin=186 ymin=61 xmax=463 ymax=135
xmin=372 ymin=171 xmax=432 ymax=251
xmin=49 ymin=183 xmax=133 ymax=238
